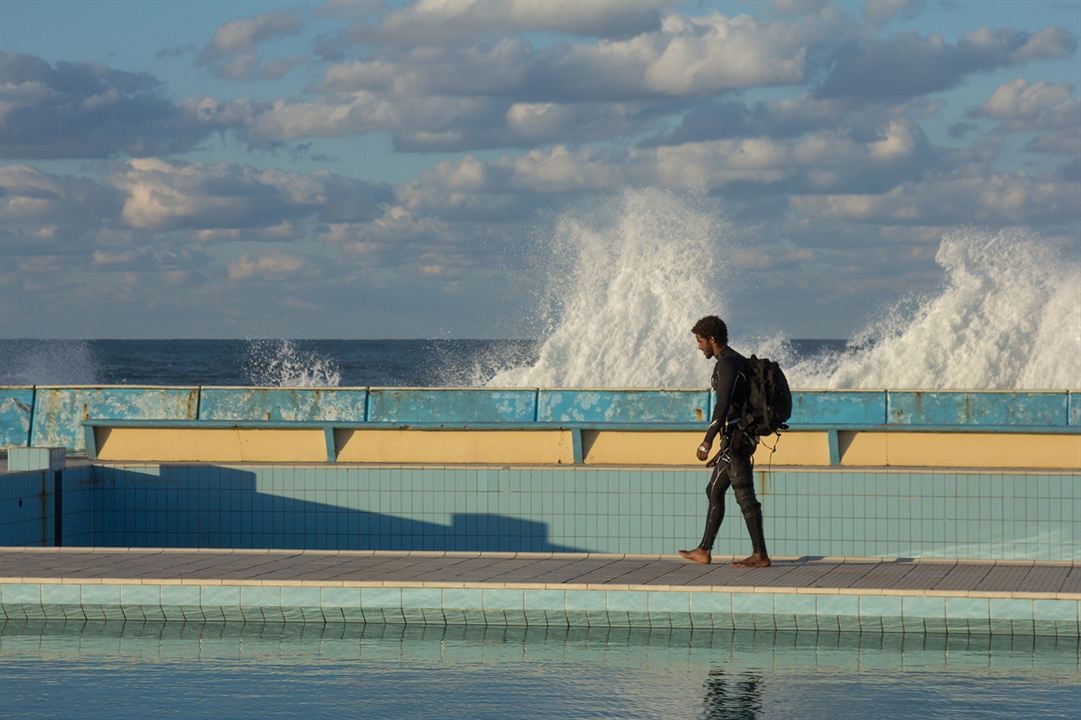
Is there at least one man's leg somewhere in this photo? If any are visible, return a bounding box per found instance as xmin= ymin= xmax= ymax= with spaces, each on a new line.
xmin=729 ymin=446 xmax=770 ymax=568
xmin=679 ymin=453 xmax=732 ymax=564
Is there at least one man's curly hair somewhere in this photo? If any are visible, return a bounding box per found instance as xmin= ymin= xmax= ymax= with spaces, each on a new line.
xmin=692 ymin=316 xmax=728 ymax=345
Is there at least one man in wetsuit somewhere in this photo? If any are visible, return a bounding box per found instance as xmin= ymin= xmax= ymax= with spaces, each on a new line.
xmin=678 ymin=316 xmax=771 ymax=568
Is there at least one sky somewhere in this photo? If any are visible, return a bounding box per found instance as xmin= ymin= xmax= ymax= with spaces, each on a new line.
xmin=0 ymin=0 xmax=1078 ymax=339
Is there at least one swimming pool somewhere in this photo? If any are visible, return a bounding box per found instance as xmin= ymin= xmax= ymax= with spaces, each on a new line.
xmin=1 ymin=621 xmax=1078 ymax=719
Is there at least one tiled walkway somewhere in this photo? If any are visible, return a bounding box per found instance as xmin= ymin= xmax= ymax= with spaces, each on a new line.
xmin=1 ymin=549 xmax=1078 ymax=635
xmin=0 ymin=548 xmax=1078 ymax=595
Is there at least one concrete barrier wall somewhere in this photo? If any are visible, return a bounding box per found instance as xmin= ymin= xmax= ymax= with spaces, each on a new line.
xmin=0 ymin=386 xmax=1078 ymax=454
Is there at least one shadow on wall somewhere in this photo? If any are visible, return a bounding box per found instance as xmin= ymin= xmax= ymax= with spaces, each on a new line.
xmin=84 ymin=466 xmax=585 ymax=553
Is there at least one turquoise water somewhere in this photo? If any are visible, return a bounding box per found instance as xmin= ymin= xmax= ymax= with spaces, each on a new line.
xmin=0 ymin=622 xmax=1078 ymax=719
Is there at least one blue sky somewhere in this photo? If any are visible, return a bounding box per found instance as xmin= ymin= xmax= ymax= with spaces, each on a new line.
xmin=1 ymin=0 xmax=1078 ymax=338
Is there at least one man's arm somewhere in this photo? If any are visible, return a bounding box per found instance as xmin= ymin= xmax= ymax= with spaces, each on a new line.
xmin=696 ymin=357 xmax=739 ymax=461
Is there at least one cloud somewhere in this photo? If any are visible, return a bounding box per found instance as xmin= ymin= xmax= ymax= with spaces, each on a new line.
xmin=110 ymin=158 xmax=393 ymax=231
xmin=337 ymin=0 xmax=670 ymax=47
xmin=790 ymin=170 xmax=1079 ymax=226
xmin=817 ymin=26 xmax=1077 ymax=100
xmin=638 ymin=95 xmax=917 ymax=147
xmin=198 ymin=10 xmax=303 ymax=63
xmin=227 ymin=251 xmax=309 ymax=280
xmin=970 ymin=78 xmax=1081 ymax=154
xmin=0 ymin=52 xmax=227 ymax=159
xmin=197 ymin=10 xmax=305 ymax=81
xmin=0 ymin=164 xmax=118 ymax=227
xmin=317 ymin=11 xmax=842 ymax=102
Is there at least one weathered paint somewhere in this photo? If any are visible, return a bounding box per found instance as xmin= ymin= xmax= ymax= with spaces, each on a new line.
xmin=1070 ymin=392 xmax=1081 ymax=427
xmin=789 ymin=390 xmax=886 ymax=426
xmin=199 ymin=387 xmax=368 ymax=422
xmin=887 ymin=391 xmax=1069 ymax=426
xmin=0 ymin=387 xmax=33 ymax=448
xmin=367 ymin=388 xmax=536 ymax=423
xmin=30 ymin=387 xmax=198 ymax=452
xmin=537 ymin=389 xmax=709 ymax=423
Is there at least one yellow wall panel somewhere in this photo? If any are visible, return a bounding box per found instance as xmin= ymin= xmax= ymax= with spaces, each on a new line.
xmin=581 ymin=431 xmax=703 ymax=465
xmin=580 ymin=431 xmax=831 ymax=466
xmin=754 ymin=432 xmax=831 ymax=466
xmin=95 ymin=428 xmax=327 ymax=462
xmin=335 ymin=429 xmax=575 ymax=464
xmin=840 ymin=432 xmax=1081 ymax=469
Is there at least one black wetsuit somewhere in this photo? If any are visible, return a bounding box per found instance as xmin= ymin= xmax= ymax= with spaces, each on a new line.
xmin=698 ymin=347 xmax=768 ymax=556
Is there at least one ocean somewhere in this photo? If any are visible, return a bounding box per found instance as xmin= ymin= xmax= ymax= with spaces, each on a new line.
xmin=0 ymin=338 xmax=845 ymax=387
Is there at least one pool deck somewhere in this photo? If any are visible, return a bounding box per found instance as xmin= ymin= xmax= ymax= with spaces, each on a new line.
xmin=1 ymin=548 xmax=1078 ymax=636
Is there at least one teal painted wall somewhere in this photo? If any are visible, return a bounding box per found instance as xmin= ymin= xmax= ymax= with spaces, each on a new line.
xmin=1 ymin=387 xmax=1079 ymax=453
xmin=67 ymin=464 xmax=1080 ymax=561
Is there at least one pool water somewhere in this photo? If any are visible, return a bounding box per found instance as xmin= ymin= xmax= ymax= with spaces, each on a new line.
xmin=1 ymin=622 xmax=1078 ymax=719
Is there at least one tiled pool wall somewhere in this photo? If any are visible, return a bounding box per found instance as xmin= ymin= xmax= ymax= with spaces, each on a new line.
xmin=0 ymin=467 xmax=93 ymax=547
xmin=4 ymin=463 xmax=1075 ymax=560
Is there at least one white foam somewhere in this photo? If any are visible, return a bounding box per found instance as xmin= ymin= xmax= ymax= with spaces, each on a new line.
xmin=245 ymin=339 xmax=341 ymax=387
xmin=489 ymin=192 xmax=1081 ymax=389
xmin=787 ymin=229 xmax=1081 ymax=389
xmin=488 ymin=188 xmax=726 ymax=387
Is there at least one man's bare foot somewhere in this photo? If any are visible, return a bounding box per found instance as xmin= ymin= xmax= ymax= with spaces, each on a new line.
xmin=731 ymin=554 xmax=771 ymax=568
xmin=678 ymin=548 xmax=711 ymax=564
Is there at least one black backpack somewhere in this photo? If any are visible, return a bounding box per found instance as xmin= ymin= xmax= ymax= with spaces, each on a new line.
xmin=738 ymin=356 xmax=792 ymax=436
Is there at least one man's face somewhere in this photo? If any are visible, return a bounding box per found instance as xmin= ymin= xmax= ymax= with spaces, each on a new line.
xmin=695 ymin=334 xmax=714 ymax=359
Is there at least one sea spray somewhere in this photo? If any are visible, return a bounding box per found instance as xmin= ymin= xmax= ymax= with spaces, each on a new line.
xmin=786 ymin=229 xmax=1081 ymax=389
xmin=245 ymin=338 xmax=341 ymax=387
xmin=488 ymin=189 xmax=727 ymax=387
xmin=0 ymin=340 xmax=99 ymax=385
xmin=488 ymin=192 xmax=1080 ymax=390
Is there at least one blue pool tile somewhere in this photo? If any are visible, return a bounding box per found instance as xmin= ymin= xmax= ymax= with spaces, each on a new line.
xmin=900 ymin=598 xmax=946 ymax=623
xmin=280 ymin=587 xmax=322 ymax=607
xmin=1033 ymin=599 xmax=1078 ymax=622
xmin=160 ymin=585 xmax=201 ymax=607
xmin=321 ymin=588 xmax=362 ymax=610
xmin=685 ymin=593 xmax=732 ymax=618
xmin=82 ymin=584 xmax=122 ymax=606
xmin=524 ymin=590 xmax=565 ymax=612
xmin=990 ymin=598 xmax=1033 ymax=620
xmin=241 ymin=586 xmax=281 ymax=608
xmin=769 ymin=593 xmax=812 ymax=616
xmin=442 ymin=589 xmax=484 ymax=610
xmin=564 ymin=590 xmax=607 ymax=612
xmin=120 ymin=585 xmax=161 ymax=607
xmin=400 ymin=588 xmax=442 ymax=609
xmin=41 ymin=584 xmax=81 ymax=606
xmin=2 ymin=584 xmax=42 ymax=606
xmin=731 ymin=592 xmax=768 ymax=615
xmin=990 ymin=598 xmax=1034 ymax=634
xmin=201 ymin=585 xmax=241 ymax=607
xmin=648 ymin=591 xmax=690 ymax=614
xmin=362 ymin=587 xmax=402 ymax=609
xmin=483 ymin=589 xmax=524 ymax=610
xmin=817 ymin=594 xmax=859 ymax=618
xmin=859 ymin=595 xmax=903 ymax=619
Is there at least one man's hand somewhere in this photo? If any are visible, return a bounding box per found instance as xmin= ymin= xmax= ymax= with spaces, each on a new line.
xmin=696 ymin=442 xmax=711 ymax=462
